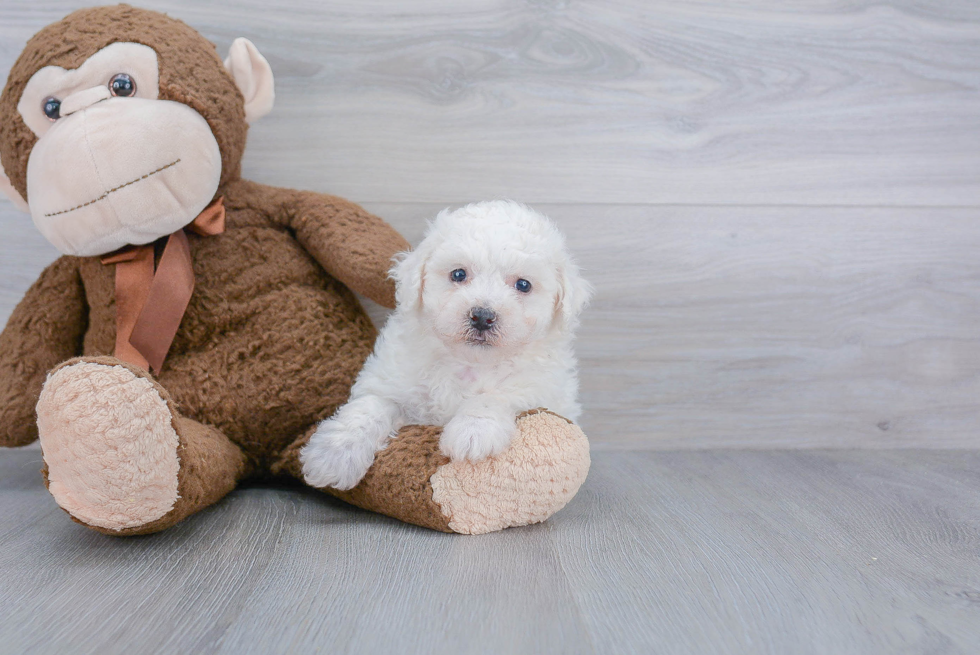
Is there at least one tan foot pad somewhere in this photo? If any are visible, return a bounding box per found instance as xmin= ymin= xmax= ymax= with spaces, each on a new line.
xmin=37 ymin=361 xmax=180 ymax=531
xmin=431 ymin=409 xmax=591 ymax=535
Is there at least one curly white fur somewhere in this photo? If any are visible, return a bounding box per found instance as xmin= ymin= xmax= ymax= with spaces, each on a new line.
xmin=301 ymin=200 xmax=592 ymax=490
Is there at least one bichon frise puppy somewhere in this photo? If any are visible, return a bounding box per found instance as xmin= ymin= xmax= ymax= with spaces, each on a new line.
xmin=301 ymin=200 xmax=592 ymax=490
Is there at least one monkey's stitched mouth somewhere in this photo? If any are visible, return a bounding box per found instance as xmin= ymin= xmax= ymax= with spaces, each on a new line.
xmin=43 ymin=158 xmax=181 ymax=217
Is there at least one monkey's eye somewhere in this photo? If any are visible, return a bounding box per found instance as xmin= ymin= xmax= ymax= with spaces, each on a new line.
xmin=515 ymin=279 xmax=532 ymax=293
xmin=42 ymin=97 xmax=61 ymax=121
xmin=109 ymin=73 xmax=136 ymax=97
xmin=450 ymin=268 xmax=467 ymax=283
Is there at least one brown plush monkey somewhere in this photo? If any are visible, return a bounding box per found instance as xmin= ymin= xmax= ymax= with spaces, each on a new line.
xmin=0 ymin=5 xmax=589 ymax=536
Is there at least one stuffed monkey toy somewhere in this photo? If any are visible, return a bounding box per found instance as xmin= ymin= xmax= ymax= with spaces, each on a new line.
xmin=0 ymin=5 xmax=590 ymax=536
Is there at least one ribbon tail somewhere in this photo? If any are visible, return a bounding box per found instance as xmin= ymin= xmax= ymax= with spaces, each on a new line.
xmin=112 ymin=245 xmax=155 ymax=371
xmin=129 ymin=230 xmax=196 ymax=373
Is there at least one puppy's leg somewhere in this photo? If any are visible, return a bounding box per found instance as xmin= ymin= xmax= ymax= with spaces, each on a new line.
xmin=301 ymin=395 xmax=401 ymax=490
xmin=441 ymin=399 xmax=517 ymax=462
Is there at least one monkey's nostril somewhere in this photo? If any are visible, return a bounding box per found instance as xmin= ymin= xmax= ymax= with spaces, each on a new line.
xmin=469 ymin=307 xmax=497 ymax=332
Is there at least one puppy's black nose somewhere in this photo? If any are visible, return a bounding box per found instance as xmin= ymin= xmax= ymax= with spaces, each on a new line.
xmin=469 ymin=307 xmax=497 ymax=332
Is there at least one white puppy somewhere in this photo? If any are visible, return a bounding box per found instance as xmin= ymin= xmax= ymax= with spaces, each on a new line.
xmin=301 ymin=200 xmax=592 ymax=490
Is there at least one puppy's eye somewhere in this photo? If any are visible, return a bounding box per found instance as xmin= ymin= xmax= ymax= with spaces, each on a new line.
xmin=42 ymin=97 xmax=61 ymax=121
xmin=515 ymin=279 xmax=532 ymax=293
xmin=450 ymin=268 xmax=467 ymax=283
xmin=109 ymin=73 xmax=136 ymax=97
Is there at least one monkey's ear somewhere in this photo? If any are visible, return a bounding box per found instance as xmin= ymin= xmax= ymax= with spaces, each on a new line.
xmin=224 ymin=38 xmax=275 ymax=123
xmin=0 ymin=167 xmax=29 ymax=212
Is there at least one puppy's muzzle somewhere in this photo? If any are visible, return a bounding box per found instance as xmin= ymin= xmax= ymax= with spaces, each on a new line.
xmin=469 ymin=307 xmax=497 ymax=333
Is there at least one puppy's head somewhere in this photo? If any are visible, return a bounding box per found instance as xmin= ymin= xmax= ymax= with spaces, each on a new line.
xmin=391 ymin=200 xmax=592 ymax=354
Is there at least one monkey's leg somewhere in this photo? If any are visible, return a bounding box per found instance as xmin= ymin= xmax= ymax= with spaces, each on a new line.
xmin=275 ymin=409 xmax=590 ymax=534
xmin=37 ymin=357 xmax=248 ymax=536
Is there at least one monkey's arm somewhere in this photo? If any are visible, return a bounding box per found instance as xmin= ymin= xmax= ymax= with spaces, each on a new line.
xmin=276 ymin=187 xmax=410 ymax=309
xmin=0 ymin=256 xmax=86 ymax=447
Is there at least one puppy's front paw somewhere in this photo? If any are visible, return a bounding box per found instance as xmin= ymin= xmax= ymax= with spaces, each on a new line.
xmin=301 ymin=420 xmax=377 ymax=490
xmin=440 ymin=414 xmax=515 ymax=462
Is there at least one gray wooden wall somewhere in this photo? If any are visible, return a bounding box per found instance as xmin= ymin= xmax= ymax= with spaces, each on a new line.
xmin=1 ymin=0 xmax=978 ymax=449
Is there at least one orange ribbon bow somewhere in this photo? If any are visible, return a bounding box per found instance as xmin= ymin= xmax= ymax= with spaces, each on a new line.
xmin=101 ymin=197 xmax=226 ymax=373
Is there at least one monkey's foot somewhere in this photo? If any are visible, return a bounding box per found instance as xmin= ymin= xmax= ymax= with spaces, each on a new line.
xmin=37 ymin=357 xmax=181 ymax=531
xmin=283 ymin=409 xmax=591 ymax=534
xmin=429 ymin=409 xmax=591 ymax=534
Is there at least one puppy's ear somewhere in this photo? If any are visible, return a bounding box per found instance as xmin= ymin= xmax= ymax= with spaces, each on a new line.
xmin=555 ymin=257 xmax=593 ymax=329
xmin=390 ymin=245 xmax=429 ymax=311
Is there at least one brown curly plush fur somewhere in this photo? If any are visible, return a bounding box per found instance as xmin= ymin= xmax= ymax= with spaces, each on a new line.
xmin=275 ymin=423 xmax=455 ymax=532
xmin=0 ymin=179 xmax=403 ymax=467
xmin=0 ymin=6 xmax=407 ymax=466
xmin=0 ymin=6 xmax=411 ymax=531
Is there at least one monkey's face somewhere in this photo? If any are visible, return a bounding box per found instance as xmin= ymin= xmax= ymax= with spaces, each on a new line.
xmin=17 ymin=42 xmax=221 ymax=256
xmin=0 ymin=6 xmax=275 ymax=258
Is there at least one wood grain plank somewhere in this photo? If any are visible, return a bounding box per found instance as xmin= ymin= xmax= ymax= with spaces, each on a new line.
xmin=211 ymin=508 xmax=595 ymax=655
xmin=1 ymin=447 xmax=978 ymax=654
xmin=0 ymin=0 xmax=978 ymax=205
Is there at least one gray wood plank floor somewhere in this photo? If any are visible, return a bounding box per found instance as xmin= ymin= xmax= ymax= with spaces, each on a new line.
xmin=1 ymin=447 xmax=978 ymax=655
